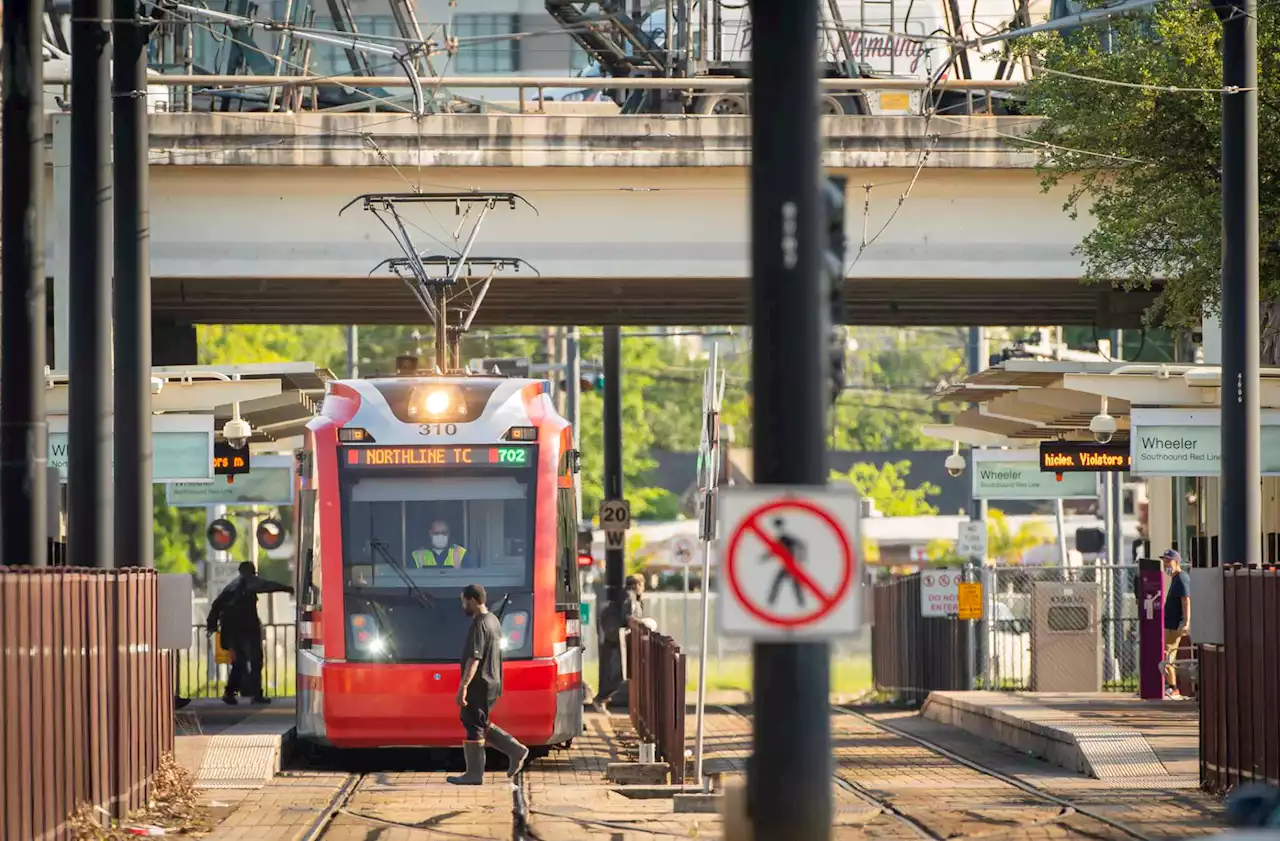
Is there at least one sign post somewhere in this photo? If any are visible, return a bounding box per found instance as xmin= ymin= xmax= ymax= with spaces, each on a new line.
xmin=920 ymin=568 xmax=960 ymax=617
xmin=692 ymin=345 xmax=725 ymax=790
xmin=1137 ymin=557 xmax=1166 ymax=699
xmin=746 ymin=1 xmax=830 ymax=836
xmin=956 ymin=521 xmax=987 ymax=562
xmin=719 ymin=489 xmax=862 ymax=638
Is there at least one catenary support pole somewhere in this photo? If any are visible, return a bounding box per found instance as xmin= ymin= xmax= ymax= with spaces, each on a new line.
xmin=1213 ymin=0 xmax=1261 ymax=567
xmin=69 ymin=0 xmax=114 ymax=568
xmin=1 ymin=0 xmax=49 ymax=567
xmin=600 ymin=325 xmax=624 ymax=696
xmin=113 ymin=0 xmax=153 ymax=569
xmin=347 ymin=325 xmax=360 ymax=378
xmin=565 ymin=327 xmax=582 ymax=517
xmin=749 ymin=1 xmax=831 ymax=838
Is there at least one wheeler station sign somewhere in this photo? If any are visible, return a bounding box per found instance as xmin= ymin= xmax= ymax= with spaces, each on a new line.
xmin=1039 ymin=442 xmax=1132 ymax=472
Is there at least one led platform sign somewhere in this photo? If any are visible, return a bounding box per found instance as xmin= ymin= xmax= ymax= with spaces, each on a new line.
xmin=344 ymin=445 xmax=531 ymax=468
xmin=1039 ymin=442 xmax=1132 ymax=472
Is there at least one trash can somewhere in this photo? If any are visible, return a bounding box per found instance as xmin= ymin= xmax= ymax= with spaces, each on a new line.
xmin=1030 ymin=581 xmax=1102 ymax=692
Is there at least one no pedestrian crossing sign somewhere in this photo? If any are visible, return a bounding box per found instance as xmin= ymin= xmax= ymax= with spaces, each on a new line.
xmin=718 ymin=487 xmax=862 ymax=640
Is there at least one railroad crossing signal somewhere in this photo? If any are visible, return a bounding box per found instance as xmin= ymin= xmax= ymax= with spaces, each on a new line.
xmin=718 ymin=487 xmax=862 ymax=640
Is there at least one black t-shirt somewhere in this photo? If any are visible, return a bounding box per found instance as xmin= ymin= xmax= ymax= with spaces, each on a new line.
xmin=462 ymin=611 xmax=503 ymax=700
xmin=1165 ymin=571 xmax=1191 ymax=630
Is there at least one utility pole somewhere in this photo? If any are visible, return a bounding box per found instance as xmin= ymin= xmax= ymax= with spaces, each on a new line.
xmin=113 ymin=0 xmax=153 ymax=569
xmin=1 ymin=0 xmax=49 ymax=567
xmin=1213 ymin=0 xmax=1261 ymax=567
xmin=600 ymin=325 xmax=624 ymax=699
xmin=69 ymin=0 xmax=114 ymax=568
xmin=749 ymin=1 xmax=831 ymax=839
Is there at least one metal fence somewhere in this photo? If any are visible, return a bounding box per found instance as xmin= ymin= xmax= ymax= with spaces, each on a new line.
xmin=0 ymin=568 xmax=175 ymax=841
xmin=976 ymin=563 xmax=1139 ymax=693
xmin=1201 ymin=566 xmax=1280 ymax=794
xmin=626 ymin=618 xmax=687 ymax=785
xmin=871 ymin=573 xmax=971 ymax=704
xmin=176 ymin=623 xmax=297 ymax=699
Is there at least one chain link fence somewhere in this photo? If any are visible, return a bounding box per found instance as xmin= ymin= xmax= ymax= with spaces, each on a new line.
xmin=976 ymin=563 xmax=1138 ymax=693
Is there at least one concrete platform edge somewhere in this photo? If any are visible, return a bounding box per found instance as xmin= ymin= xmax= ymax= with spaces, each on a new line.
xmin=922 ymin=692 xmax=1094 ymax=777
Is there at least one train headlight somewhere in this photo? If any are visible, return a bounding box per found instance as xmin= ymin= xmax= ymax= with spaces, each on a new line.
xmin=350 ymin=613 xmax=385 ymax=656
xmin=500 ymin=610 xmax=529 ymax=652
xmin=424 ymin=389 xmax=451 ymax=415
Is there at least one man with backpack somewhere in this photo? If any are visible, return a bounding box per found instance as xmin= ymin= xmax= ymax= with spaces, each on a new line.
xmin=206 ymin=562 xmax=294 ymax=705
xmin=592 ymin=574 xmax=645 ymax=714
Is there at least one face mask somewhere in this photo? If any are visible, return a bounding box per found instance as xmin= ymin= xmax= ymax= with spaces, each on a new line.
xmin=432 ymin=533 xmax=448 ymax=550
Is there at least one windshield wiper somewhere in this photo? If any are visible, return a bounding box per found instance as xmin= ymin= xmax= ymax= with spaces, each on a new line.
xmin=367 ymin=538 xmax=435 ymax=610
xmin=494 ymin=592 xmax=513 ymax=620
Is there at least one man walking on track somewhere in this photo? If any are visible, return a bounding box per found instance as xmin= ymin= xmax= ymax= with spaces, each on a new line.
xmin=765 ymin=517 xmax=807 ymax=608
xmin=205 ymin=561 xmax=293 ymax=705
xmin=448 ymin=583 xmax=530 ymax=785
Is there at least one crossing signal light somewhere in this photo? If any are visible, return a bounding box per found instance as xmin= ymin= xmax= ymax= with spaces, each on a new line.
xmin=207 ymin=518 xmax=238 ymax=552
xmin=558 ymin=373 xmax=606 ymax=394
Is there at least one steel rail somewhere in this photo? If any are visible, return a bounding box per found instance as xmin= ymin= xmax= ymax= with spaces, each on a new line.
xmin=834 ymin=705 xmax=1159 ymax=841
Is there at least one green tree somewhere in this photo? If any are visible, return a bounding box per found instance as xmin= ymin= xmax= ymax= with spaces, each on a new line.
xmin=830 ymin=460 xmax=940 ymax=516
xmin=1013 ymin=2 xmax=1280 ymax=337
xmin=153 ymin=486 xmax=203 ymax=573
xmin=985 ymin=508 xmax=1053 ymax=564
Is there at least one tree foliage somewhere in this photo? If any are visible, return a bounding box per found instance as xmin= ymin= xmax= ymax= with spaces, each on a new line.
xmin=831 ymin=460 xmax=941 ymax=516
xmin=1012 ymin=2 xmax=1280 ymax=334
xmin=927 ymin=508 xmax=1053 ymax=564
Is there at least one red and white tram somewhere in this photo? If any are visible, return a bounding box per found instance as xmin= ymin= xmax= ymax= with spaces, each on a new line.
xmin=293 ymin=373 xmax=585 ymax=750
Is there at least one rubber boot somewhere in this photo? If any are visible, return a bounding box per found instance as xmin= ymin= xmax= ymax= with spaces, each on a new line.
xmin=446 ymin=741 xmax=486 ymax=785
xmin=486 ymin=726 xmax=530 ymax=778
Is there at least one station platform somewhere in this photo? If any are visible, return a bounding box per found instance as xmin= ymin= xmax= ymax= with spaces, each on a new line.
xmin=174 ymin=698 xmax=297 ymax=795
xmin=923 ymin=691 xmax=1200 ymax=788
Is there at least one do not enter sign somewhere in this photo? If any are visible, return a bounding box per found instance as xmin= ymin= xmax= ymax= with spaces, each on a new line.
xmin=718 ymin=487 xmax=863 ymax=640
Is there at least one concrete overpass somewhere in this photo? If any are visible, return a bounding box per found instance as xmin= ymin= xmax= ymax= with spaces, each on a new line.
xmin=43 ymin=112 xmax=1156 ymax=357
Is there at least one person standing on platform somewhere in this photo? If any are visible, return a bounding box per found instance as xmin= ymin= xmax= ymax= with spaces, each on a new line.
xmin=448 ymin=583 xmax=530 ymax=785
xmin=205 ymin=561 xmax=293 ymax=705
xmin=592 ymin=574 xmax=645 ymax=714
xmin=1161 ymin=549 xmax=1191 ymax=699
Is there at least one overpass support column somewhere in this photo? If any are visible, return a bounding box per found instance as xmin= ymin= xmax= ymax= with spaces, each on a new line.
xmin=68 ymin=0 xmax=114 ymax=568
xmin=2 ymin=0 xmax=49 ymax=566
xmin=113 ymin=0 xmax=153 ymax=569
xmin=749 ymin=1 xmax=831 ymax=840
xmin=153 ymin=320 xmax=197 ymax=366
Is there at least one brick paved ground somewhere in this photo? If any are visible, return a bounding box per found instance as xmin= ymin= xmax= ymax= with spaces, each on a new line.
xmin=854 ymin=709 xmax=1228 ymax=841
xmin=195 ymin=704 xmax=1230 ymax=840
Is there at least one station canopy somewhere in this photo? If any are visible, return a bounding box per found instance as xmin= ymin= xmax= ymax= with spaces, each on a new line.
xmin=924 ymin=359 xmax=1280 ymax=448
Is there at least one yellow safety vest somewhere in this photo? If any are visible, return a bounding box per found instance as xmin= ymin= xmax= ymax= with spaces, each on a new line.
xmin=412 ymin=546 xmax=466 ymax=568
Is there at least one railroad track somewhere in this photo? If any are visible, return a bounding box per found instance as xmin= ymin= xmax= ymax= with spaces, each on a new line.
xmin=296 ymin=769 xmax=536 ymax=841
xmin=717 ymin=704 xmax=1158 ymax=841
xmin=831 ymin=705 xmax=1158 ymax=841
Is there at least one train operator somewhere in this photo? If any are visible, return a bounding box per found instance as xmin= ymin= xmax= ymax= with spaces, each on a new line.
xmin=411 ymin=519 xmax=468 ymax=569
xmin=448 ymin=583 xmax=530 ymax=785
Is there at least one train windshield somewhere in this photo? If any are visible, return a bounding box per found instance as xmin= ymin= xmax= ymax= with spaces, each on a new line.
xmin=340 ymin=466 xmax=536 ymax=662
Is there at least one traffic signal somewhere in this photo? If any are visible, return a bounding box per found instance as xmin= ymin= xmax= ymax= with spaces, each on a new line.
xmin=824 ymin=175 xmax=847 ymax=406
xmin=560 ymin=372 xmax=606 ymax=393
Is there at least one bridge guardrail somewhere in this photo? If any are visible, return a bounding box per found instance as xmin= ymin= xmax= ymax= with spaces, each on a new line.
xmin=41 ymin=71 xmax=1022 ymax=116
xmin=626 ymin=617 xmax=687 ymax=784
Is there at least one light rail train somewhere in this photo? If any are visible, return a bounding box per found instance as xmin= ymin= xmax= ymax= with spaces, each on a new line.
xmin=292 ymin=372 xmax=585 ymax=752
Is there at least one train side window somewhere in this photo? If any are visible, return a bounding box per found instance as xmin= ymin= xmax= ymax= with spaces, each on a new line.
xmin=555 ymin=486 xmax=580 ymax=606
xmin=298 ymin=488 xmax=320 ymax=607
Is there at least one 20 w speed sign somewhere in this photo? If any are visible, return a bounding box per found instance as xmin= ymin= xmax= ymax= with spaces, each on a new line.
xmin=600 ymin=499 xmax=631 ymax=530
